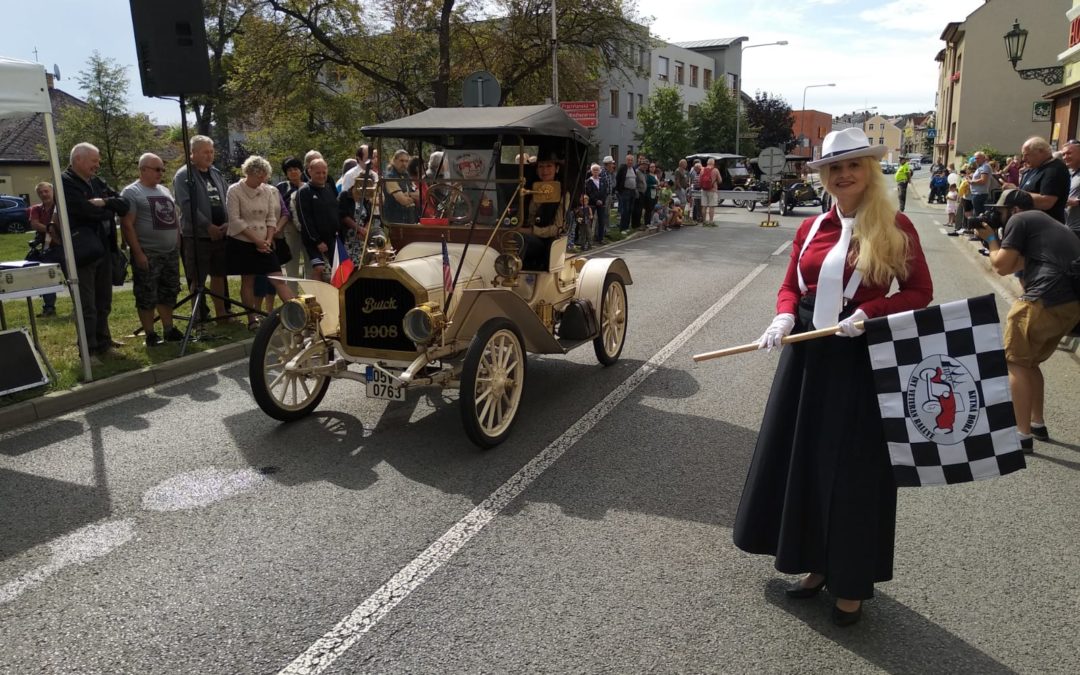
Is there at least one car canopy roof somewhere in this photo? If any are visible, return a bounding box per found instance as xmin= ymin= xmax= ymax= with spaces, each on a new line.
xmin=361 ymin=105 xmax=590 ymax=145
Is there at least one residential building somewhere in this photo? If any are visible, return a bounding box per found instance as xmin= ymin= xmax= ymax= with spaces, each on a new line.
xmin=863 ymin=115 xmax=903 ymax=162
xmin=0 ymin=74 xmax=84 ymax=199
xmin=593 ymin=36 xmax=746 ymax=163
xmin=1044 ymin=0 xmax=1080 ymax=142
xmin=934 ymin=0 xmax=1069 ymax=166
xmin=791 ymin=110 xmax=832 ymax=159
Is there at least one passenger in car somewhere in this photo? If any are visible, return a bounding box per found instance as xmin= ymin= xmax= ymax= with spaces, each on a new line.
xmin=519 ymin=151 xmax=568 ymax=269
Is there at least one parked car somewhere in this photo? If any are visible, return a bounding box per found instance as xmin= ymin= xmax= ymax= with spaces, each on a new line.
xmin=248 ymin=105 xmax=632 ymax=448
xmin=880 ymin=162 xmax=897 ymax=174
xmin=0 ymin=195 xmax=30 ymax=234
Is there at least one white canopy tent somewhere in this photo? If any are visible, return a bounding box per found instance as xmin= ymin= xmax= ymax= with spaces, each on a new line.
xmin=0 ymin=56 xmax=93 ymax=382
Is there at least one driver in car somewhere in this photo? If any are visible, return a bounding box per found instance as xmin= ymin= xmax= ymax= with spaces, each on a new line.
xmin=518 ymin=150 xmax=568 ymax=270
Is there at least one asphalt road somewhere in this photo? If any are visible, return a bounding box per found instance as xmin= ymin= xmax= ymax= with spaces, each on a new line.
xmin=2 ymin=190 xmax=1079 ymax=674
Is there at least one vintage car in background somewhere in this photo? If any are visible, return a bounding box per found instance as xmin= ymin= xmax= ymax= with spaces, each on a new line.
xmin=741 ymin=155 xmax=824 ymax=215
xmin=248 ymin=105 xmax=632 ymax=448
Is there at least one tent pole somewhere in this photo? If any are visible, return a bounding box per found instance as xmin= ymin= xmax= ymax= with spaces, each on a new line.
xmin=43 ymin=111 xmax=94 ymax=383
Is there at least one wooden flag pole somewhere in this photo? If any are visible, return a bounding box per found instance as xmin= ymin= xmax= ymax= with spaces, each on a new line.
xmin=692 ymin=321 xmax=866 ymax=362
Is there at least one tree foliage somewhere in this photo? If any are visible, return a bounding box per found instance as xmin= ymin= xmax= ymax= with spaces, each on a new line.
xmin=746 ymin=92 xmax=794 ymax=153
xmin=635 ymin=87 xmax=690 ymax=169
xmin=56 ymin=52 xmax=164 ymax=188
xmin=688 ymin=81 xmax=743 ymax=154
xmin=188 ymin=0 xmax=644 ymax=170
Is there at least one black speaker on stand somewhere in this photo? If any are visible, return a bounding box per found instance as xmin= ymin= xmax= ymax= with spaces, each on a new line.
xmin=130 ymin=0 xmax=260 ymax=355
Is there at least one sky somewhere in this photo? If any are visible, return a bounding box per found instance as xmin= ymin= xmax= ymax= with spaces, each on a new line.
xmin=4 ymin=0 xmax=987 ymax=124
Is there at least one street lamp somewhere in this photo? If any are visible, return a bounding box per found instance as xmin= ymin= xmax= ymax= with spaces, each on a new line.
xmin=800 ymin=83 xmax=835 ymax=158
xmin=735 ymin=40 xmax=788 ymax=155
xmin=1003 ymin=19 xmax=1063 ymax=86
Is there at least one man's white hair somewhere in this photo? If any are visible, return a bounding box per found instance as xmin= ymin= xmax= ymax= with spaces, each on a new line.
xmin=70 ymin=142 xmax=99 ymax=164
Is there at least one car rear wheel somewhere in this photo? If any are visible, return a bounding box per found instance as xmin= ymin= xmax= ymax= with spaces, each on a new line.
xmin=249 ymin=310 xmax=332 ymax=422
xmin=593 ymin=274 xmax=627 ymax=366
xmin=731 ymin=186 xmax=746 ymax=208
xmin=6 ymin=221 xmax=28 ymax=234
xmin=460 ymin=318 xmax=526 ymax=448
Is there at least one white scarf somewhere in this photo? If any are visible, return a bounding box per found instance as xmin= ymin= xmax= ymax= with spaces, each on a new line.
xmin=812 ymin=208 xmax=856 ymax=329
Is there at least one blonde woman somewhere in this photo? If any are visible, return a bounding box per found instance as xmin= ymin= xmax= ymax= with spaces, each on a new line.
xmin=734 ymin=128 xmax=933 ymax=627
xmin=226 ymin=155 xmax=294 ymax=329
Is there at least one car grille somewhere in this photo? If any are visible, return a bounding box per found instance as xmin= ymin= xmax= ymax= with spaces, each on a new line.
xmin=342 ymin=276 xmax=418 ymax=354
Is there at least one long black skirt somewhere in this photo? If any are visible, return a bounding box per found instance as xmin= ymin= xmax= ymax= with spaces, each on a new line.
xmin=226 ymin=236 xmax=282 ymax=276
xmin=733 ymin=297 xmax=897 ymax=600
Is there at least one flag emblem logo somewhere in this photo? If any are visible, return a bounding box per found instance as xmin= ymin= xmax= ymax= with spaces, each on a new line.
xmin=906 ymin=355 xmax=981 ymax=445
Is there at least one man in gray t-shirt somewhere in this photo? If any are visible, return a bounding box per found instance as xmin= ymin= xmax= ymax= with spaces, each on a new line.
xmin=974 ymin=188 xmax=1080 ymax=452
xmin=121 ymin=152 xmax=184 ymax=347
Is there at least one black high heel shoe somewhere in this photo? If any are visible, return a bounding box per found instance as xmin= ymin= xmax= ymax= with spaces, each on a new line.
xmin=785 ymin=576 xmax=826 ymax=599
xmin=831 ymin=603 xmax=862 ymax=627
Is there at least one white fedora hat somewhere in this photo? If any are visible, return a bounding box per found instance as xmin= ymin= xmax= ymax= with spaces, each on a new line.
xmin=807 ymin=127 xmax=889 ymax=169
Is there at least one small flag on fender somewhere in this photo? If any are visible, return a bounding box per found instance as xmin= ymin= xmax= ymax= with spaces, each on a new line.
xmin=330 ymin=235 xmax=354 ymax=288
xmin=865 ymin=294 xmax=1025 ymax=487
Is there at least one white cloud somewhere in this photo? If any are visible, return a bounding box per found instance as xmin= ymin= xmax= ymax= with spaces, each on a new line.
xmin=859 ymin=0 xmax=984 ymax=33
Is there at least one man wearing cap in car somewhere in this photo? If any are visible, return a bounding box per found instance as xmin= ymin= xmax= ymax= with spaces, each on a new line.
xmin=972 ymin=188 xmax=1080 ymax=453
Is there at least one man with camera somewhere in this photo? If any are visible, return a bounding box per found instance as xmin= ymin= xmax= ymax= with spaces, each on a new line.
xmin=973 ymin=189 xmax=1080 ymax=452
xmin=62 ymin=142 xmax=129 ymax=359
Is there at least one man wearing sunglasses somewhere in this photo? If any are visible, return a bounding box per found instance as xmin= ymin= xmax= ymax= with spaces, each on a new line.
xmin=121 ymin=153 xmax=184 ymax=347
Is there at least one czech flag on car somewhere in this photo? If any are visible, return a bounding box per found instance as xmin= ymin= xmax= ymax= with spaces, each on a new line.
xmin=442 ymin=238 xmax=454 ymax=297
xmin=330 ymin=235 xmax=354 ymax=288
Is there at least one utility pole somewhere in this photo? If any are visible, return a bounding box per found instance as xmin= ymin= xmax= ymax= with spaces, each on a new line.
xmin=551 ymin=0 xmax=559 ymax=103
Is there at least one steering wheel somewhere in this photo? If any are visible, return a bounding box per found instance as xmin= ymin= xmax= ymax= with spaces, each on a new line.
xmin=424 ymin=182 xmax=473 ymax=225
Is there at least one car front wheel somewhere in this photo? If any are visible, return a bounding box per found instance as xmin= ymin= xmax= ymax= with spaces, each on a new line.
xmin=460 ymin=318 xmax=526 ymax=448
xmin=593 ymin=274 xmax=627 ymax=365
xmin=249 ymin=310 xmax=332 ymax=422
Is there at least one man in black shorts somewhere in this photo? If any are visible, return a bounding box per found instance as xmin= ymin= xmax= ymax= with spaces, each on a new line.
xmin=173 ymin=135 xmax=230 ymax=320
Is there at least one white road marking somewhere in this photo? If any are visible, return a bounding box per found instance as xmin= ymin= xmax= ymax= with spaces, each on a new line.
xmin=0 ymin=519 xmax=136 ymax=605
xmin=278 ymin=263 xmax=772 ymax=675
xmin=770 ymin=241 xmax=791 ymax=257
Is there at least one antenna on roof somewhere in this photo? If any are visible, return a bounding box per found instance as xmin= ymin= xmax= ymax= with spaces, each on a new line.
xmin=53 ymin=64 xmax=61 ymax=81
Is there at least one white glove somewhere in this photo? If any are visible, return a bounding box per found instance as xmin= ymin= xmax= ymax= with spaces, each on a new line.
xmin=757 ymin=313 xmax=796 ymax=351
xmin=837 ymin=309 xmax=868 ymax=337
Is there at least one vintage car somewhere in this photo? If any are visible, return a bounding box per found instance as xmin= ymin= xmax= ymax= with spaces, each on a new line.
xmin=248 ymin=105 xmax=632 ymax=448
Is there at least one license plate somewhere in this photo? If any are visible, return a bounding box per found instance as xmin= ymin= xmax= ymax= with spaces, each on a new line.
xmin=365 ymin=367 xmax=405 ymax=401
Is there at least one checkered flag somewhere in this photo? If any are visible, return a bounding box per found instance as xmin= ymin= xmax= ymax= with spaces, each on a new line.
xmin=865 ymin=295 xmax=1026 ymax=487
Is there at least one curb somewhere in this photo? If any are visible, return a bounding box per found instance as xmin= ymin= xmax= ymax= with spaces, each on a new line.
xmin=0 ymin=338 xmax=254 ymax=433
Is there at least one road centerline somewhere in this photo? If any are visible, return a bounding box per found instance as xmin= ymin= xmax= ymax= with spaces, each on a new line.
xmin=278 ymin=262 xmax=772 ymax=675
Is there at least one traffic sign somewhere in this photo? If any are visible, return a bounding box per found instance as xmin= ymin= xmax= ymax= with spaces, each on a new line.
xmin=927 ymin=128 xmax=937 ymax=139
xmin=462 ymin=71 xmax=500 ymax=107
xmin=756 ymin=147 xmax=786 ymax=180
xmin=559 ymin=101 xmax=598 ymax=128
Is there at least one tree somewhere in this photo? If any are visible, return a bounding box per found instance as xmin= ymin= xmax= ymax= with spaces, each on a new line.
xmin=689 ymin=80 xmax=741 ymax=154
xmin=636 ymin=87 xmax=691 ymax=169
xmin=746 ymin=92 xmax=794 ymax=153
xmin=56 ymin=52 xmax=163 ymax=188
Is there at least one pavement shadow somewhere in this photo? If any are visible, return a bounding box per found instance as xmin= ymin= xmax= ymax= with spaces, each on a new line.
xmin=0 ymin=394 xmax=169 ymax=562
xmin=0 ymin=419 xmax=84 ymax=457
xmin=763 ymin=578 xmax=1017 ymax=674
xmin=155 ymin=371 xmax=223 ymax=403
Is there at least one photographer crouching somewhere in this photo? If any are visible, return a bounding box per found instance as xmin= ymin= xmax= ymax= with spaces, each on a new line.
xmin=972 ymin=188 xmax=1080 ymax=452
xmin=62 ymin=142 xmax=130 ymax=360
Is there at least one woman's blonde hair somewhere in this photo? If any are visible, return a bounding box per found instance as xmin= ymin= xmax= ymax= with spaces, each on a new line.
xmin=241 ymin=154 xmax=272 ymax=178
xmin=819 ymin=156 xmax=910 ymax=286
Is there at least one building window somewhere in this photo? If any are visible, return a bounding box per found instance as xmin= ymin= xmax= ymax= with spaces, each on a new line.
xmin=609 ymin=145 xmax=618 ymax=160
xmin=639 ymin=47 xmax=647 ymax=70
xmin=690 ymin=65 xmax=699 ymax=87
xmin=879 ymin=138 xmax=885 ymax=145
xmin=627 ymin=145 xmax=633 ymax=155
xmin=658 ymin=56 xmax=669 ymax=81
xmin=609 ymin=89 xmax=619 ymax=117
xmin=628 ymin=92 xmax=634 ymax=119
xmin=638 ymin=93 xmax=643 ymax=109
xmin=688 ymin=104 xmax=697 ymax=117
xmin=703 ymin=69 xmax=712 ymax=88
xmin=868 ymin=123 xmax=874 ymax=130
xmin=674 ymin=61 xmax=684 ymax=85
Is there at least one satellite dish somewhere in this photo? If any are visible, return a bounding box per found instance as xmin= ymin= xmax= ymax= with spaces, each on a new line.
xmin=462 ymin=70 xmax=500 ymax=107
xmin=52 ymin=64 xmax=61 ymax=81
